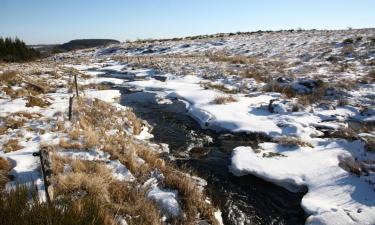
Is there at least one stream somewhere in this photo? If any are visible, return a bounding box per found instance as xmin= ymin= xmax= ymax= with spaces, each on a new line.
xmin=118 ymin=89 xmax=307 ymax=225
xmin=94 ymin=67 xmax=307 ymax=225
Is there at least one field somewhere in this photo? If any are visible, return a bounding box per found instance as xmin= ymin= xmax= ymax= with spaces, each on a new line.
xmin=1 ymin=28 xmax=374 ymax=225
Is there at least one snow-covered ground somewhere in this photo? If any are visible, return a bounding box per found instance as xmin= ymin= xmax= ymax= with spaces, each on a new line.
xmin=1 ymin=28 xmax=374 ymax=225
xmin=0 ymin=61 xmax=219 ymax=224
xmin=62 ymin=28 xmax=375 ymax=225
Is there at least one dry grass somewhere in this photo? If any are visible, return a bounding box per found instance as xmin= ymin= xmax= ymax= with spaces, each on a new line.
xmin=1 ymin=112 xmax=41 ymax=131
xmin=272 ymin=136 xmax=313 ymax=148
xmin=56 ymin=173 xmax=111 ymax=202
xmin=0 ymin=185 xmax=113 ymax=225
xmin=0 ymin=70 xmax=50 ymax=99
xmin=208 ymin=52 xmax=251 ymax=64
xmin=3 ymin=139 xmax=23 ymax=153
xmin=262 ymin=152 xmax=286 ymax=158
xmin=108 ymin=181 xmax=162 ymax=225
xmin=211 ymin=95 xmax=237 ymax=104
xmin=362 ymin=136 xmax=375 ymax=153
xmin=51 ymin=152 xmax=161 ymax=224
xmin=53 ymin=97 xmax=219 ymax=224
xmin=359 ymin=70 xmax=375 ymax=84
xmin=0 ymin=157 xmax=11 ymax=189
xmin=338 ymin=155 xmax=362 ymax=176
xmin=82 ymin=126 xmax=100 ymax=148
xmin=59 ymin=138 xmax=83 ymax=149
xmin=81 ymin=83 xmax=110 ymax=90
xmin=240 ymin=67 xmax=271 ymax=83
xmin=263 ymin=83 xmax=297 ymax=98
xmin=297 ymin=82 xmax=328 ymax=106
xmin=0 ymin=70 xmax=18 ymax=82
xmin=26 ymin=96 xmax=51 ymax=108
xmin=137 ymin=148 xmax=219 ymax=225
xmin=201 ymin=82 xmax=238 ymax=94
xmin=69 ymin=124 xmax=81 ymax=140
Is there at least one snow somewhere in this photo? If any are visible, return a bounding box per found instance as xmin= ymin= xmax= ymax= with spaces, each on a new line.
xmin=3 ymin=28 xmax=373 ymax=224
xmin=106 ymin=160 xmax=135 ymax=182
xmin=230 ymin=140 xmax=375 ymax=225
xmin=58 ymin=149 xmax=111 ymax=161
xmin=80 ymin=77 xmax=124 ymax=85
xmin=214 ymin=210 xmax=225 ymax=225
xmin=0 ymin=98 xmax=29 ymax=117
xmin=146 ymin=178 xmax=182 ymax=217
xmin=84 ymin=89 xmax=121 ymax=102
xmin=135 ymin=126 xmax=154 ymax=140
xmin=75 ymin=52 xmax=373 ymax=224
xmin=127 ymin=75 xmax=324 ymax=139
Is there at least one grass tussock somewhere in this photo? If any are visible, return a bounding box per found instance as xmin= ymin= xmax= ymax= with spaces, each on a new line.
xmin=0 ymin=157 xmax=11 ymax=188
xmin=208 ymin=52 xmax=252 ymax=64
xmin=3 ymin=139 xmax=23 ymax=153
xmin=56 ymin=172 xmax=111 ymax=203
xmin=108 ymin=181 xmax=162 ymax=225
xmin=26 ymin=96 xmax=51 ymax=108
xmin=239 ymin=67 xmax=271 ymax=83
xmin=59 ymin=138 xmax=83 ymax=149
xmin=211 ymin=95 xmax=237 ymax=104
xmin=0 ymin=70 xmax=17 ymax=82
xmin=201 ymin=82 xmax=238 ymax=94
xmin=51 ymin=153 xmax=161 ymax=225
xmin=81 ymin=83 xmax=110 ymax=90
xmin=137 ymin=148 xmax=219 ymax=225
xmin=0 ymin=186 xmax=113 ymax=225
xmin=338 ymin=156 xmax=362 ymax=176
xmin=263 ymin=83 xmax=297 ymax=98
xmin=55 ymin=97 xmax=219 ymax=224
xmin=273 ymin=136 xmax=313 ymax=148
xmin=360 ymin=70 xmax=375 ymax=84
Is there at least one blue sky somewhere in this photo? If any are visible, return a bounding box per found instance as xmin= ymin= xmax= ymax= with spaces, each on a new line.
xmin=1 ymin=0 xmax=374 ymax=44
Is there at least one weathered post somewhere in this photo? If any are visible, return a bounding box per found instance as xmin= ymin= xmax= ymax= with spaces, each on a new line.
xmin=68 ymin=95 xmax=74 ymax=121
xmin=74 ymin=74 xmax=79 ymax=98
xmin=33 ymin=147 xmax=54 ymax=203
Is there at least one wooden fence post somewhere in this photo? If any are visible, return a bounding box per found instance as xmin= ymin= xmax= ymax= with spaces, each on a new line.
xmin=74 ymin=74 xmax=79 ymax=98
xmin=33 ymin=147 xmax=54 ymax=203
xmin=68 ymin=95 xmax=74 ymax=121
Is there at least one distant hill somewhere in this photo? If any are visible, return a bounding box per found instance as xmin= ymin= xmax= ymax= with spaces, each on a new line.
xmin=58 ymin=39 xmax=120 ymax=51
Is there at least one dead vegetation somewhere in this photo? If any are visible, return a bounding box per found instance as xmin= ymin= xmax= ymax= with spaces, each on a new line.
xmin=26 ymin=96 xmax=51 ymax=108
xmin=263 ymin=83 xmax=297 ymax=98
xmin=338 ymin=155 xmax=363 ymax=176
xmin=50 ymin=97 xmax=220 ymax=224
xmin=0 ymin=157 xmax=10 ymax=188
xmin=272 ymin=136 xmax=313 ymax=148
xmin=262 ymin=152 xmax=286 ymax=158
xmin=208 ymin=52 xmax=250 ymax=64
xmin=201 ymin=82 xmax=239 ymax=94
xmin=239 ymin=67 xmax=271 ymax=83
xmin=0 ymin=185 xmax=112 ymax=225
xmin=3 ymin=139 xmax=23 ymax=153
xmin=211 ymin=95 xmax=237 ymax=104
xmin=0 ymin=69 xmax=52 ymax=102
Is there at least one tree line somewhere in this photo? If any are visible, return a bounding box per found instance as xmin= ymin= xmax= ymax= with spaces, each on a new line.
xmin=0 ymin=37 xmax=40 ymax=62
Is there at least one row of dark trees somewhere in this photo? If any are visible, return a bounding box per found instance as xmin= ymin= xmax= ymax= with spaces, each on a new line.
xmin=0 ymin=37 xmax=40 ymax=62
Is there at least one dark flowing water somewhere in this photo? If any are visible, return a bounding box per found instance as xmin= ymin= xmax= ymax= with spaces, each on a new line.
xmin=118 ymin=89 xmax=307 ymax=225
